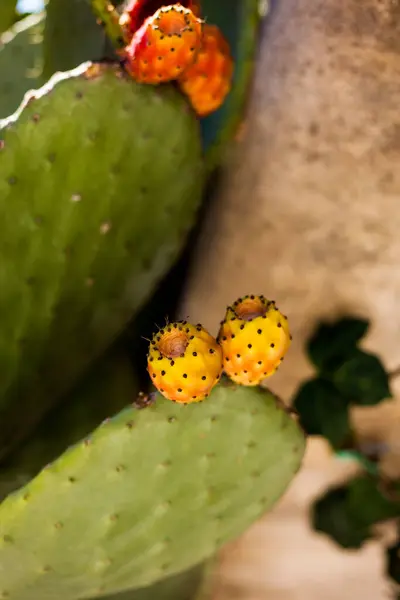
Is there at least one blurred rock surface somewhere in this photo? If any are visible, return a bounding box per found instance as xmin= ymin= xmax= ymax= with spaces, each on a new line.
xmin=180 ymin=0 xmax=400 ymax=598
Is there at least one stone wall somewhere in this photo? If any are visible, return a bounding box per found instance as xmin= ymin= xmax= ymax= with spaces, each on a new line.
xmin=180 ymin=1 xmax=400 ymax=597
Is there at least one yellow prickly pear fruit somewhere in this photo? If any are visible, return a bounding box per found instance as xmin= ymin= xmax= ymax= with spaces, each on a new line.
xmin=147 ymin=321 xmax=223 ymax=402
xmin=217 ymin=295 xmax=291 ymax=386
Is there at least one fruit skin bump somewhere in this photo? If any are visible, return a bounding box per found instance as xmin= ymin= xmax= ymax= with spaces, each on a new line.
xmin=217 ymin=295 xmax=292 ymax=386
xmin=179 ymin=23 xmax=234 ymax=117
xmin=147 ymin=321 xmax=223 ymax=402
xmin=124 ymin=4 xmax=203 ymax=85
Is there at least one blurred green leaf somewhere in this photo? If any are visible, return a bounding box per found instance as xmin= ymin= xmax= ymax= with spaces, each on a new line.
xmin=387 ymin=539 xmax=400 ymax=585
xmin=312 ymin=476 xmax=400 ymax=550
xmin=347 ymin=476 xmax=400 ymax=526
xmin=332 ymin=349 xmax=391 ymax=406
xmin=312 ymin=486 xmax=371 ymax=549
xmin=292 ymin=378 xmax=351 ymax=448
xmin=307 ymin=317 xmax=369 ymax=372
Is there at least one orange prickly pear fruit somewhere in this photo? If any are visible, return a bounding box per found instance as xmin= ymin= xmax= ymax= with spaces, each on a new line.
xmin=124 ymin=4 xmax=203 ymax=84
xmin=217 ymin=295 xmax=292 ymax=386
xmin=120 ymin=0 xmax=202 ymax=38
xmin=178 ymin=23 xmax=234 ymax=117
xmin=147 ymin=320 xmax=223 ymax=403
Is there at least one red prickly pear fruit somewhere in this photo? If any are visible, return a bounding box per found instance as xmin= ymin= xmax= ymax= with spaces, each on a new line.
xmin=217 ymin=295 xmax=292 ymax=386
xmin=187 ymin=0 xmax=201 ymax=17
xmin=178 ymin=23 xmax=234 ymax=117
xmin=147 ymin=321 xmax=223 ymax=403
xmin=120 ymin=0 xmax=202 ymax=38
xmin=124 ymin=4 xmax=203 ymax=85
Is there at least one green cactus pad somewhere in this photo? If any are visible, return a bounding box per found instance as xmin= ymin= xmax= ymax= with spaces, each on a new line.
xmin=0 ymin=347 xmax=139 ymax=501
xmin=0 ymin=380 xmax=305 ymax=599
xmin=0 ymin=0 xmax=17 ymax=34
xmin=42 ymin=0 xmax=109 ymax=81
xmin=0 ymin=351 xmax=208 ymax=600
xmin=101 ymin=562 xmax=208 ymax=600
xmin=0 ymin=12 xmax=45 ymax=119
xmin=0 ymin=61 xmax=204 ymax=461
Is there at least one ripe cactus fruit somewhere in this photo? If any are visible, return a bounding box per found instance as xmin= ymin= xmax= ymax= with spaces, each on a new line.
xmin=0 ymin=381 xmax=305 ymax=599
xmin=217 ymin=295 xmax=292 ymax=386
xmin=124 ymin=4 xmax=203 ymax=85
xmin=0 ymin=60 xmax=204 ymax=461
xmin=189 ymin=0 xmax=202 ymax=17
xmin=121 ymin=0 xmax=202 ymax=38
xmin=179 ymin=23 xmax=234 ymax=117
xmin=147 ymin=321 xmax=223 ymax=402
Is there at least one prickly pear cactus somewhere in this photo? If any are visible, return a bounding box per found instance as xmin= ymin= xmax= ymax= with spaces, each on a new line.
xmin=43 ymin=0 xmax=109 ymax=80
xmin=107 ymin=562 xmax=209 ymax=600
xmin=0 ymin=345 xmax=209 ymax=600
xmin=0 ymin=12 xmax=45 ymax=119
xmin=0 ymin=347 xmax=139 ymax=501
xmin=39 ymin=0 xmax=264 ymax=172
xmin=0 ymin=380 xmax=305 ymax=599
xmin=0 ymin=60 xmax=204 ymax=460
xmin=0 ymin=4 xmax=291 ymax=600
xmin=0 ymin=0 xmax=16 ymax=34
xmin=0 ymin=347 xmax=209 ymax=600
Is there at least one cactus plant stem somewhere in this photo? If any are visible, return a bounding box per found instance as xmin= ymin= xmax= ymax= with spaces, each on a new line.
xmin=90 ymin=0 xmax=127 ymax=49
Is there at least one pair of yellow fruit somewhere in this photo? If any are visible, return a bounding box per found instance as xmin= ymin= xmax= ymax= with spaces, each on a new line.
xmin=147 ymin=295 xmax=292 ymax=403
